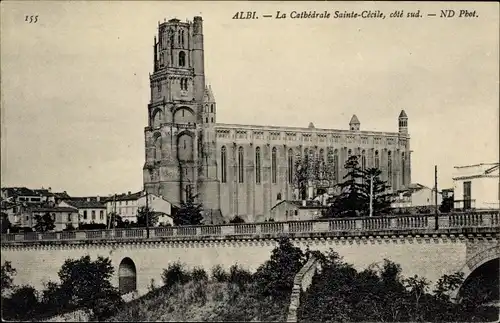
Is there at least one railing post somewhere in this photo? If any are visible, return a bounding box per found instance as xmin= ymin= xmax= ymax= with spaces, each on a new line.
xmin=355 ymin=218 xmax=363 ymax=230
xmin=283 ymin=222 xmax=290 ymax=234
xmin=255 ymin=223 xmax=262 ymax=234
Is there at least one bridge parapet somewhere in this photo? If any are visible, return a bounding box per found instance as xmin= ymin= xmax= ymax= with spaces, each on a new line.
xmin=1 ymin=211 xmax=498 ymax=245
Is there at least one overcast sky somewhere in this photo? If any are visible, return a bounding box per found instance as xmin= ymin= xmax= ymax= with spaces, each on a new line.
xmin=1 ymin=1 xmax=498 ymax=196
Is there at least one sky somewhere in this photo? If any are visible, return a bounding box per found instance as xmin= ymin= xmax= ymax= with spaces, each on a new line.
xmin=1 ymin=1 xmax=498 ymax=196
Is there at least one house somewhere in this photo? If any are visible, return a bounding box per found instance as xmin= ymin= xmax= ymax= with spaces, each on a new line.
xmin=270 ymin=200 xmax=328 ymax=222
xmin=30 ymin=207 xmax=80 ymax=231
xmin=391 ymin=183 xmax=442 ymax=212
xmin=59 ymin=198 xmax=107 ymax=225
xmin=452 ymin=163 xmax=499 ymax=210
xmin=104 ymin=191 xmax=176 ymax=225
xmin=1 ymin=187 xmax=48 ymax=205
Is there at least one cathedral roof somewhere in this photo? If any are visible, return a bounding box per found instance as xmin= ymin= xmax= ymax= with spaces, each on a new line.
xmin=399 ymin=110 xmax=408 ymax=118
xmin=349 ymin=114 xmax=360 ymax=125
xmin=203 ymin=85 xmax=215 ymax=102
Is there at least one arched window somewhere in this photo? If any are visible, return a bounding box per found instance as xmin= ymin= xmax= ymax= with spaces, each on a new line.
xmin=401 ymin=152 xmax=406 ymax=186
xmin=211 ymin=104 xmax=214 ymax=113
xmin=205 ymin=117 xmax=208 ymax=123
xmin=375 ymin=150 xmax=380 ymax=169
xmin=361 ymin=150 xmax=366 ymax=171
xmin=272 ymin=147 xmax=277 ymax=184
xmin=388 ymin=151 xmax=393 ymax=187
xmin=277 ymin=193 xmax=282 ymax=200
xmin=221 ymin=146 xmax=227 ymax=183
xmin=319 ymin=149 xmax=325 ymax=179
xmin=238 ymin=146 xmax=244 ymax=183
xmin=288 ymin=148 xmax=294 ymax=184
xmin=255 ymin=147 xmax=261 ymax=184
xmin=180 ymin=30 xmax=185 ymax=47
xmin=179 ymin=51 xmax=186 ymax=67
xmin=333 ymin=149 xmax=339 ymax=182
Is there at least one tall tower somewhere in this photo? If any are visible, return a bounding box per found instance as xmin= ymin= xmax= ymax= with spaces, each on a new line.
xmin=398 ymin=110 xmax=408 ymax=135
xmin=398 ymin=110 xmax=411 ymax=188
xmin=143 ymin=16 xmax=220 ymax=213
xmin=349 ymin=114 xmax=360 ymax=131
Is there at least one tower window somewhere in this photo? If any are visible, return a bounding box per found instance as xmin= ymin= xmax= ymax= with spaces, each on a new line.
xmin=401 ymin=152 xmax=406 ymax=186
xmin=388 ymin=151 xmax=393 ymax=187
xmin=256 ymin=147 xmax=261 ymax=184
xmin=221 ymin=146 xmax=227 ymax=183
xmin=333 ymin=150 xmax=339 ymax=182
xmin=238 ymin=146 xmax=244 ymax=183
xmin=272 ymin=147 xmax=277 ymax=184
xmin=288 ymin=148 xmax=293 ymax=184
xmin=179 ymin=51 xmax=186 ymax=67
xmin=211 ymin=117 xmax=214 ymax=123
xmin=206 ymin=117 xmax=208 ymax=123
xmin=375 ymin=150 xmax=380 ymax=169
xmin=157 ymin=82 xmax=161 ymax=92
xmin=211 ymin=104 xmax=214 ymax=113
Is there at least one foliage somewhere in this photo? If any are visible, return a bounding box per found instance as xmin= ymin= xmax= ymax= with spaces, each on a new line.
xmin=1 ymin=212 xmax=11 ymax=233
xmin=161 ymin=262 xmax=192 ymax=288
xmin=253 ymin=237 xmax=306 ymax=298
xmin=137 ymin=206 xmax=159 ymax=227
xmin=33 ymin=212 xmax=56 ymax=232
xmin=2 ymin=285 xmax=40 ymax=320
xmin=229 ymin=215 xmax=245 ymax=224
xmin=440 ymin=196 xmax=454 ymax=213
xmin=191 ymin=267 xmax=208 ymax=282
xmin=64 ymin=223 xmax=76 ymax=231
xmin=173 ymin=189 xmax=203 ymax=226
xmin=106 ymin=212 xmax=124 ymax=229
xmin=227 ymin=264 xmax=252 ymax=289
xmin=326 ymin=156 xmax=393 ymax=218
xmin=211 ymin=265 xmax=228 ymax=282
xmin=1 ymin=261 xmax=16 ymax=294
xmin=298 ymin=250 xmax=498 ymax=322
xmin=55 ymin=255 xmax=123 ymax=320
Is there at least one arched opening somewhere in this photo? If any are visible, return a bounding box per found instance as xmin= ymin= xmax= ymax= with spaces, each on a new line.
xmin=119 ymin=257 xmax=137 ymax=295
xmin=177 ymin=132 xmax=194 ymax=161
xmin=173 ymin=107 xmax=195 ymax=124
xmin=459 ymin=258 xmax=499 ymax=306
xmin=152 ymin=109 xmax=163 ymax=128
xmin=179 ymin=51 xmax=186 ymax=67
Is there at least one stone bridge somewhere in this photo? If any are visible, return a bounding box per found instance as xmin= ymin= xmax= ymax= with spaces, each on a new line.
xmin=1 ymin=211 xmax=499 ymax=299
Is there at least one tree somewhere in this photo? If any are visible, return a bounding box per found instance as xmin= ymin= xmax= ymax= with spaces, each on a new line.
xmin=1 ymin=212 xmax=11 ymax=233
xmin=174 ymin=187 xmax=203 ymax=226
xmin=440 ymin=196 xmax=454 ymax=213
xmin=229 ymin=215 xmax=245 ymax=224
xmin=56 ymin=255 xmax=123 ymax=320
xmin=106 ymin=212 xmax=124 ymax=229
xmin=2 ymin=285 xmax=40 ymax=320
xmin=293 ymin=152 xmax=322 ymax=200
xmin=1 ymin=261 xmax=16 ymax=295
xmin=33 ymin=212 xmax=55 ymax=232
xmin=328 ymin=155 xmax=367 ymax=217
xmin=325 ymin=156 xmax=393 ymax=218
xmin=362 ymin=167 xmax=393 ymax=216
xmin=137 ymin=206 xmax=158 ymax=227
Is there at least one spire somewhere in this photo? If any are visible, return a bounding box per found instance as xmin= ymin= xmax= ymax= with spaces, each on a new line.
xmin=399 ymin=110 xmax=408 ymax=118
xmin=203 ymin=84 xmax=215 ymax=102
xmin=349 ymin=114 xmax=360 ymax=125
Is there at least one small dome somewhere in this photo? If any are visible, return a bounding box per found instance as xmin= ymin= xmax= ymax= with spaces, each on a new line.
xmin=308 ymin=122 xmax=315 ymax=129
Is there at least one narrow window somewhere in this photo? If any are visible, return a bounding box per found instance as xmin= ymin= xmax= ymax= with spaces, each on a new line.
xmin=157 ymin=82 xmax=161 ymax=92
xmin=272 ymin=147 xmax=277 ymax=184
xmin=92 ymin=210 xmax=96 ymax=220
xmin=211 ymin=117 xmax=214 ymax=123
xmin=388 ymin=151 xmax=393 ymax=187
xmin=238 ymin=146 xmax=244 ymax=183
xmin=83 ymin=210 xmax=87 ymax=220
xmin=333 ymin=149 xmax=339 ymax=182
xmin=401 ymin=152 xmax=406 ymax=186
xmin=288 ymin=148 xmax=294 ymax=184
xmin=221 ymin=146 xmax=227 ymax=183
xmin=319 ymin=149 xmax=325 ymax=179
xmin=361 ymin=150 xmax=366 ymax=171
xmin=183 ymin=140 xmax=186 ymax=149
xmin=67 ymin=214 xmax=71 ymax=222
xmin=277 ymin=193 xmax=282 ymax=200
xmin=255 ymin=147 xmax=261 ymax=184
xmin=211 ymin=104 xmax=214 ymax=113
xmin=375 ymin=150 xmax=380 ymax=169
xmin=100 ymin=210 xmax=104 ymax=220
xmin=463 ymin=181 xmax=472 ymax=209
xmin=179 ymin=51 xmax=186 ymax=67
xmin=206 ymin=117 xmax=208 ymax=123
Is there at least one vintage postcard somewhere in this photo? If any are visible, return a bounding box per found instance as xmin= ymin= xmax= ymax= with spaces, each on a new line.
xmin=1 ymin=1 xmax=499 ymax=322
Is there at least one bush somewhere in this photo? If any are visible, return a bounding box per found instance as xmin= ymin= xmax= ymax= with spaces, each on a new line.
xmin=211 ymin=265 xmax=228 ymax=282
xmin=229 ymin=215 xmax=245 ymax=224
xmin=228 ymin=264 xmax=252 ymax=288
xmin=161 ymin=262 xmax=191 ymax=288
xmin=2 ymin=285 xmax=40 ymax=320
xmin=191 ymin=267 xmax=208 ymax=282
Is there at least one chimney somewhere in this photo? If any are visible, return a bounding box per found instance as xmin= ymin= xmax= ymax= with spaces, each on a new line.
xmin=97 ymin=196 xmax=100 ymax=202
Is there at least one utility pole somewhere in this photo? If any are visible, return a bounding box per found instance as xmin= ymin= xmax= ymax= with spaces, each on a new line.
xmin=434 ymin=165 xmax=438 ymax=230
xmin=145 ymin=190 xmax=150 ymax=239
xmin=369 ymin=174 xmax=374 ymax=217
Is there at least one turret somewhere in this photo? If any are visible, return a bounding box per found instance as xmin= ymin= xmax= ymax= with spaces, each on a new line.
xmin=349 ymin=114 xmax=360 ymax=131
xmin=203 ymin=85 xmax=216 ymax=125
xmin=398 ymin=110 xmax=408 ymax=135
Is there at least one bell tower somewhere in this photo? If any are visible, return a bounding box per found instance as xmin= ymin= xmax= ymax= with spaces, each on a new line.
xmin=143 ymin=16 xmax=220 ymax=213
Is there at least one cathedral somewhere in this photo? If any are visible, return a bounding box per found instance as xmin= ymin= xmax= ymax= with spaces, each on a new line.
xmin=143 ymin=16 xmax=412 ymax=222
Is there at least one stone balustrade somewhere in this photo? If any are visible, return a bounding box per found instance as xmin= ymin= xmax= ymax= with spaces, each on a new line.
xmin=1 ymin=211 xmax=499 ymax=245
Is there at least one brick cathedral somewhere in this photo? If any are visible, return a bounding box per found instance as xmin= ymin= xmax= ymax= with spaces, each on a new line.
xmin=143 ymin=16 xmax=412 ymax=222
